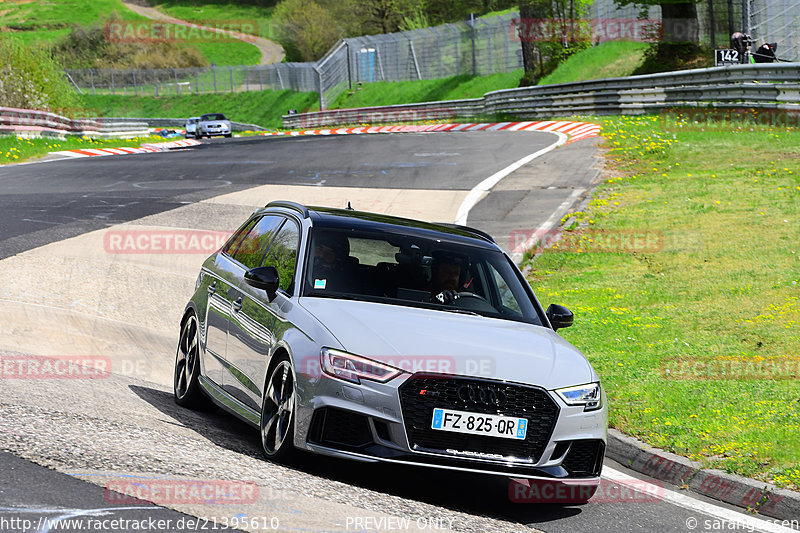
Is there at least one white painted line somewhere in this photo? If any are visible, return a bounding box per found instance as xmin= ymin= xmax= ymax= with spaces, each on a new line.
xmin=507 ymin=122 xmax=534 ymax=131
xmin=49 ymin=151 xmax=88 ymax=158
xmin=454 ymin=131 xmax=568 ymax=226
xmin=509 ymin=188 xmax=584 ymax=262
xmin=603 ymin=466 xmax=796 ymax=533
xmin=541 ymin=121 xmax=571 ymax=132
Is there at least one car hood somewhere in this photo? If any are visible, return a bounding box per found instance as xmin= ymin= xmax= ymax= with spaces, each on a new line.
xmin=298 ymin=298 xmax=595 ymax=390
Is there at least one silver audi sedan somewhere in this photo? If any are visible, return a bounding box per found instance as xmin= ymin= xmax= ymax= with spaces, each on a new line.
xmin=174 ymin=201 xmax=607 ymax=501
xmin=196 ymin=113 xmax=232 ymax=138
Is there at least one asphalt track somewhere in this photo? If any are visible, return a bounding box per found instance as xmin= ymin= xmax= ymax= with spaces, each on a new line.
xmin=0 ymin=132 xmax=793 ymax=533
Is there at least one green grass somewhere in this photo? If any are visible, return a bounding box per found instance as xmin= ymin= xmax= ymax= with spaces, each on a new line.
xmin=191 ymin=40 xmax=261 ymax=66
xmin=525 ymin=113 xmax=800 ymax=490
xmin=538 ymin=40 xmax=649 ymax=85
xmin=0 ymin=0 xmax=259 ymax=66
xmin=80 ymin=90 xmax=318 ymax=130
xmin=153 ymin=0 xmax=275 ymax=40
xmin=0 ymin=134 xmax=168 ymax=165
xmin=331 ymin=70 xmax=524 ymax=109
xmin=0 ymin=0 xmax=143 ymax=29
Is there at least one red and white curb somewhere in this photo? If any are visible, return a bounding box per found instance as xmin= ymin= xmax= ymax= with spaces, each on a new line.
xmin=260 ymin=121 xmax=601 ymax=144
xmin=49 ymin=139 xmax=201 ymax=159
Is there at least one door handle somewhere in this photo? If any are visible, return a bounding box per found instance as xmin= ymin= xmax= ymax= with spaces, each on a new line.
xmin=232 ymin=297 xmax=243 ymax=312
xmin=208 ymin=281 xmax=217 ymax=295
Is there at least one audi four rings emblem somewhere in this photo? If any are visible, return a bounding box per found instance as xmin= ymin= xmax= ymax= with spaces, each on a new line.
xmin=456 ymin=383 xmax=508 ymax=407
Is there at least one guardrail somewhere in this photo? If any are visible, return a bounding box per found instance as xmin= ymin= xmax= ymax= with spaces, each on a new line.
xmin=0 ymin=107 xmax=149 ymax=138
xmin=94 ymin=117 xmax=267 ymax=132
xmin=282 ymin=64 xmax=800 ymax=128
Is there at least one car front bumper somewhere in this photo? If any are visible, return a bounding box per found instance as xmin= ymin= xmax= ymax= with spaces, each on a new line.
xmin=294 ymin=370 xmax=607 ymax=480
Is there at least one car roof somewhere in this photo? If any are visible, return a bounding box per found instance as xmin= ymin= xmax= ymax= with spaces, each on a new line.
xmin=258 ymin=201 xmax=498 ymax=250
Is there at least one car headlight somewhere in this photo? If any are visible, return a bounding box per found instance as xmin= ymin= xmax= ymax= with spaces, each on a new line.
xmin=320 ymin=348 xmax=404 ymax=384
xmin=554 ymin=382 xmax=602 ymax=411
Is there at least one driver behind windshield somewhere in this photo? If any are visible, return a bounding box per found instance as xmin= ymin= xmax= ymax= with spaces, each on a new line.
xmin=429 ymin=253 xmax=468 ymax=304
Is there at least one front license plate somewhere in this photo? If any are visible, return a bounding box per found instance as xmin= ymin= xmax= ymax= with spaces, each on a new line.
xmin=431 ymin=408 xmax=527 ymax=440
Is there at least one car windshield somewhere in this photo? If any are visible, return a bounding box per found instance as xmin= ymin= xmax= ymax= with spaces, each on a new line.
xmin=302 ymin=228 xmax=544 ymax=325
xmin=202 ymin=113 xmax=227 ymax=121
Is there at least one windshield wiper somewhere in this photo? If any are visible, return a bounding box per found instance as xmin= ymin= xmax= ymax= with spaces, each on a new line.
xmin=438 ymin=308 xmax=480 ymax=316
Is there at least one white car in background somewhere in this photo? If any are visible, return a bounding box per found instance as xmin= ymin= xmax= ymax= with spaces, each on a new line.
xmin=185 ymin=117 xmax=200 ymax=138
xmin=196 ymin=113 xmax=232 ymax=138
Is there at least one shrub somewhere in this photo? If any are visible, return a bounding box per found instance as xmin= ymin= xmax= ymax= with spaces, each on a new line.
xmin=0 ymin=35 xmax=77 ymax=112
xmin=272 ymin=0 xmax=342 ymax=61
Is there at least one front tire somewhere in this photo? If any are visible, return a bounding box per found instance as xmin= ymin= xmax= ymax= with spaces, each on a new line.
xmin=174 ymin=312 xmax=212 ymax=409
xmin=260 ymin=355 xmax=296 ymax=461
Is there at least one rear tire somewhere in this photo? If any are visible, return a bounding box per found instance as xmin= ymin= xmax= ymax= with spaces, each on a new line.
xmin=174 ymin=312 xmax=213 ymax=410
xmin=260 ymin=354 xmax=296 ymax=461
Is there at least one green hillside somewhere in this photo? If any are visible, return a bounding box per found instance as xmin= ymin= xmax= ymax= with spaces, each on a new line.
xmin=539 ymin=40 xmax=649 ymax=85
xmin=0 ymin=0 xmax=260 ymax=66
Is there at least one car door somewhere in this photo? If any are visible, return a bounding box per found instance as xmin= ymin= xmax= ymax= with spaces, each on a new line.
xmin=226 ymin=217 xmax=301 ymax=412
xmin=201 ymin=217 xmax=257 ymax=387
xmin=221 ymin=215 xmax=285 ymax=409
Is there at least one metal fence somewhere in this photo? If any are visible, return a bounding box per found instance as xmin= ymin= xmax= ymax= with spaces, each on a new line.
xmin=65 ymin=1 xmax=798 ymax=110
xmin=66 ymin=12 xmax=525 ymax=109
xmin=749 ymin=0 xmax=799 ymax=63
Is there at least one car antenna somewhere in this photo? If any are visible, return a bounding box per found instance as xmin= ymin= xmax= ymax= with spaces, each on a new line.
xmin=346 ymin=201 xmax=354 ymax=211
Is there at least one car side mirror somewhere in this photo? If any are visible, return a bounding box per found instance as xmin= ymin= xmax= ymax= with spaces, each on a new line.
xmin=245 ymin=266 xmax=280 ymax=300
xmin=546 ymin=304 xmax=574 ymax=331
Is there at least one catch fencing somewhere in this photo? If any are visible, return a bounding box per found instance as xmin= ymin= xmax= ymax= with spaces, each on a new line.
xmin=65 ymin=1 xmax=798 ymax=110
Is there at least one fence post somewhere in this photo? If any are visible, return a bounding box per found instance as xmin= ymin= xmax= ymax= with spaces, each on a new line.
xmin=213 ymin=65 xmax=217 ymax=93
xmin=470 ymin=13 xmax=477 ymax=76
xmin=481 ymin=19 xmax=492 ymax=74
xmin=503 ymin=15 xmax=511 ymax=72
xmin=111 ymin=70 xmax=115 ymax=95
xmin=314 ymin=66 xmax=324 ymax=110
xmin=743 ymin=0 xmax=750 ymax=38
xmin=259 ymin=67 xmax=263 ymax=91
xmin=195 ymin=70 xmax=199 ymax=94
xmin=345 ymin=41 xmax=352 ymax=90
xmin=230 ymin=66 xmax=234 ymax=93
xmin=132 ymin=70 xmax=137 ymax=95
xmin=708 ymin=0 xmax=716 ymax=49
xmin=90 ymin=69 xmax=95 ymax=95
xmin=174 ymin=68 xmax=180 ymax=96
xmin=154 ymin=69 xmax=158 ymax=97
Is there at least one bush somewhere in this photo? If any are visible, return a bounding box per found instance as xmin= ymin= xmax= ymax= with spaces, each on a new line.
xmin=0 ymin=35 xmax=77 ymax=112
xmin=272 ymin=0 xmax=342 ymax=61
xmin=51 ymin=23 xmax=208 ymax=70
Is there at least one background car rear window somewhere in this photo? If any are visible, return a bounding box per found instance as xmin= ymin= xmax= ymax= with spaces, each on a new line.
xmin=262 ymin=220 xmax=300 ymax=293
xmin=203 ymin=114 xmax=227 ymax=121
xmin=229 ymin=216 xmax=283 ymax=270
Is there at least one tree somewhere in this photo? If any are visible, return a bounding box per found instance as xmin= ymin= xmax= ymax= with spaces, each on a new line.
xmin=517 ymin=0 xmax=592 ymax=86
xmin=272 ymin=0 xmax=343 ymax=61
xmin=518 ymin=1 xmax=547 ymax=85
xmin=615 ymin=0 xmax=700 ymax=44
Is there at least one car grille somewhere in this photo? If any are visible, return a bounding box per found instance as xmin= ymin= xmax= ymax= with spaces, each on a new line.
xmin=399 ymin=374 xmax=559 ymax=464
xmin=562 ymin=439 xmax=605 ymax=477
